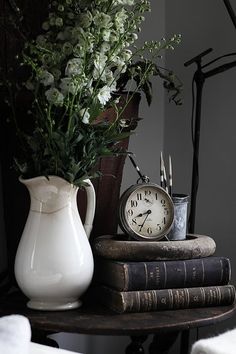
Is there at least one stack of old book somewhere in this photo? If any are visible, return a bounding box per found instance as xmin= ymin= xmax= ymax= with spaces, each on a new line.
xmin=93 ymin=253 xmax=235 ymax=313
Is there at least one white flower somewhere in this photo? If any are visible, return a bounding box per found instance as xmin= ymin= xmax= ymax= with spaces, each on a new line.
xmin=45 ymin=88 xmax=64 ymax=106
xmin=55 ymin=17 xmax=63 ymax=27
xmin=39 ymin=70 xmax=54 ymax=86
xmin=80 ymin=108 xmax=90 ymax=124
xmin=115 ymin=8 xmax=128 ymax=33
xmin=51 ymin=68 xmax=61 ymax=81
xmin=36 ymin=35 xmax=46 ymax=44
xmin=114 ymin=0 xmax=134 ymax=4
xmin=122 ymin=49 xmax=132 ymax=62
xmin=100 ymin=42 xmax=110 ymax=53
xmin=101 ymin=29 xmax=111 ymax=42
xmin=93 ymin=13 xmax=112 ymax=28
xmin=109 ymin=31 xmax=119 ymax=42
xmin=131 ymin=33 xmax=138 ymax=42
xmin=57 ymin=27 xmax=72 ymax=41
xmin=60 ymin=78 xmax=78 ymax=95
xmin=97 ymin=85 xmax=113 ymax=105
xmin=62 ymin=42 xmax=73 ymax=55
xmin=58 ymin=4 xmax=64 ymax=12
xmin=42 ymin=21 xmax=50 ymax=31
xmin=119 ymin=119 xmax=130 ymax=128
xmin=71 ymin=26 xmax=84 ymax=40
xmin=79 ymin=11 xmax=93 ymax=28
xmin=73 ymin=36 xmax=94 ymax=56
xmin=104 ymin=69 xmax=115 ymax=85
xmin=93 ymin=53 xmax=108 ymax=80
xmin=65 ymin=58 xmax=83 ymax=77
xmin=111 ymin=56 xmax=126 ymax=73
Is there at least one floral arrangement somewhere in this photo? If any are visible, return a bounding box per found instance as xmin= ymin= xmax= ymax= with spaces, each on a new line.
xmin=1 ymin=0 xmax=181 ymax=186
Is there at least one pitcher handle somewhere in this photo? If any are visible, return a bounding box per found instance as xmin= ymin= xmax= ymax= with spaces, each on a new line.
xmin=83 ymin=179 xmax=96 ymax=238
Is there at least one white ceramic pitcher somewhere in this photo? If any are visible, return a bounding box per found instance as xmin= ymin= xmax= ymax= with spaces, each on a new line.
xmin=14 ymin=175 xmax=95 ymax=311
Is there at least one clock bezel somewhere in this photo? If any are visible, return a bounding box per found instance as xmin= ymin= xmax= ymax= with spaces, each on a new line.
xmin=118 ymin=182 xmax=174 ymax=241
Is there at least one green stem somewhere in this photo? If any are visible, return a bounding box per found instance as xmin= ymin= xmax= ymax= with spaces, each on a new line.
xmin=114 ymin=60 xmax=153 ymax=124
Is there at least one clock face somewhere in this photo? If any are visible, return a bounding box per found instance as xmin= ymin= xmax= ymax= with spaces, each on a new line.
xmin=119 ymin=183 xmax=174 ymax=240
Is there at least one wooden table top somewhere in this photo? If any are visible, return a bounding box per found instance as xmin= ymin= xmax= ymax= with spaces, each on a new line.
xmin=0 ymin=290 xmax=235 ymax=336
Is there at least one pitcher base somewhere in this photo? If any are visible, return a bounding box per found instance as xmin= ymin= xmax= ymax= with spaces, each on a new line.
xmin=27 ymin=299 xmax=82 ymax=311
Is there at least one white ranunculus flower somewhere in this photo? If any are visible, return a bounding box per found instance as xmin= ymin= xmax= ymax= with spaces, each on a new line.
xmin=80 ymin=108 xmax=90 ymax=124
xmin=45 ymin=88 xmax=64 ymax=106
xmin=65 ymin=58 xmax=83 ymax=77
xmin=60 ymin=78 xmax=78 ymax=95
xmin=97 ymin=85 xmax=113 ymax=105
xmin=39 ymin=70 xmax=54 ymax=86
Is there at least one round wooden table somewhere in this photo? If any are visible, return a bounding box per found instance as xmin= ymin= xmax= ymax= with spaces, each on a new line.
xmin=0 ymin=290 xmax=235 ymax=354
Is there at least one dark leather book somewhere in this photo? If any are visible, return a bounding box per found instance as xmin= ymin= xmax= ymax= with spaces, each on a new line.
xmin=97 ymin=285 xmax=235 ymax=313
xmin=94 ymin=257 xmax=231 ymax=291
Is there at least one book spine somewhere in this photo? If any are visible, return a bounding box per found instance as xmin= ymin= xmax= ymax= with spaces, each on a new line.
xmin=95 ymin=257 xmax=231 ymax=291
xmin=103 ymin=285 xmax=235 ymax=313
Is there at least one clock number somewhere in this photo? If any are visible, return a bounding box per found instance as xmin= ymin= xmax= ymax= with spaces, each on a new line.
xmin=163 ymin=217 xmax=166 ymax=225
xmin=137 ymin=193 xmax=142 ymax=201
xmin=132 ymin=218 xmax=137 ymax=225
xmin=145 ymin=190 xmax=151 ymax=196
xmin=131 ymin=200 xmax=138 ymax=207
xmin=147 ymin=227 xmax=152 ymax=234
xmin=161 ymin=199 xmax=166 ymax=205
xmin=128 ymin=209 xmax=133 ymax=216
xmin=155 ymin=193 xmax=158 ymax=200
xmin=157 ymin=224 xmax=162 ymax=231
xmin=164 ymin=207 xmax=169 ymax=215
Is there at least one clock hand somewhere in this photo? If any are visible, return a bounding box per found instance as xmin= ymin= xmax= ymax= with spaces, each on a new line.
xmin=132 ymin=212 xmax=145 ymax=224
xmin=135 ymin=210 xmax=151 ymax=218
xmin=138 ymin=210 xmax=152 ymax=231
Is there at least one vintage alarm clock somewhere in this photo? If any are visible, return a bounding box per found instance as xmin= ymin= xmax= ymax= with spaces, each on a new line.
xmin=118 ymin=182 xmax=174 ymax=241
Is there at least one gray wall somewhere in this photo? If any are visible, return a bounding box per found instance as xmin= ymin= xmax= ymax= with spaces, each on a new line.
xmin=165 ymin=0 xmax=236 ymax=287
xmin=164 ymin=0 xmax=236 ymax=340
